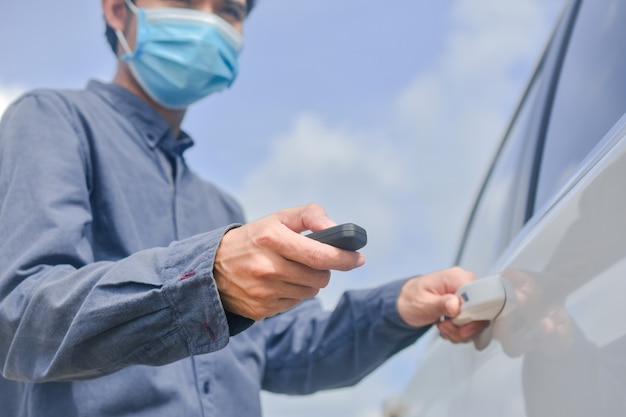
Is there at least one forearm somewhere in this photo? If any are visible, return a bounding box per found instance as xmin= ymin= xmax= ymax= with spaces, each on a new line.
xmin=0 ymin=228 xmax=232 ymax=383
xmin=261 ymin=279 xmax=428 ymax=394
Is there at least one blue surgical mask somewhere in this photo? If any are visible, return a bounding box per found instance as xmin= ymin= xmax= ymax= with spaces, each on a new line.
xmin=116 ymin=0 xmax=243 ymax=109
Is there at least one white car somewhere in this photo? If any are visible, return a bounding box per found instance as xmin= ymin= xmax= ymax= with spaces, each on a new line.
xmin=386 ymin=0 xmax=626 ymax=415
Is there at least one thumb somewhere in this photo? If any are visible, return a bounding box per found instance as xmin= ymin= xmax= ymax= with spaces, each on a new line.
xmin=440 ymin=294 xmax=462 ymax=318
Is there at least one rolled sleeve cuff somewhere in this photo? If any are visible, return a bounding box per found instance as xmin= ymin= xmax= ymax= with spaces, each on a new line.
xmin=161 ymin=224 xmax=242 ymax=355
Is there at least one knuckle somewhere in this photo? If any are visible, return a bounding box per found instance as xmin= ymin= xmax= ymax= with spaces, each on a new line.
xmin=336 ymin=254 xmax=361 ymax=272
xmin=444 ymin=266 xmax=476 ymax=285
xmin=320 ymin=273 xmax=331 ymax=288
xmin=304 ymin=202 xmax=323 ymax=212
xmin=248 ymin=258 xmax=278 ymax=280
xmin=247 ymin=284 xmax=272 ymax=301
xmin=449 ymin=266 xmax=465 ymax=275
xmin=252 ymin=227 xmax=281 ymax=249
xmin=307 ymin=287 xmax=321 ymax=298
xmin=251 ymin=303 xmax=276 ymax=320
xmin=316 ymin=271 xmax=331 ymax=288
xmin=307 ymin=246 xmax=328 ymax=270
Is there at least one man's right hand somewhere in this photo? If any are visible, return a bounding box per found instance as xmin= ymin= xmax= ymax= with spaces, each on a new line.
xmin=213 ymin=203 xmax=366 ymax=321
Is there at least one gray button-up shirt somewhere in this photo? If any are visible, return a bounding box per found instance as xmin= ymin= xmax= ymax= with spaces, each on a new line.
xmin=0 ymin=81 xmax=426 ymax=416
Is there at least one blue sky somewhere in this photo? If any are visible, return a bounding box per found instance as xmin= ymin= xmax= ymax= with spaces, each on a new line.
xmin=0 ymin=1 xmax=564 ymax=416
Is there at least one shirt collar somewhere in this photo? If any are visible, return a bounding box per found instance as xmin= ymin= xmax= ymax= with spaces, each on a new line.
xmin=86 ymin=80 xmax=194 ymax=156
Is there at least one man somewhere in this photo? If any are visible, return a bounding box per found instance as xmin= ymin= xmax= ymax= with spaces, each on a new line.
xmin=0 ymin=0 xmax=487 ymax=415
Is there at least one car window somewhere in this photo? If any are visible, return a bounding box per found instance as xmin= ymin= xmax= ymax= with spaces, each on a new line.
xmin=457 ymin=77 xmax=542 ymax=276
xmin=534 ymin=0 xmax=626 ymax=212
xmin=456 ymin=1 xmax=574 ymax=275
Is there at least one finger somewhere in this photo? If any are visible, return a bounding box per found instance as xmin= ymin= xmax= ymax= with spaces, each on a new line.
xmin=243 ymin=219 xmax=365 ymax=273
xmin=267 ymin=281 xmax=325 ymax=301
xmin=433 ymin=267 xmax=477 ymax=295
xmin=238 ymin=246 xmax=333 ymax=289
xmin=275 ymin=203 xmax=335 ymax=233
xmin=256 ymin=204 xmax=366 ymax=271
xmin=459 ymin=321 xmax=490 ymax=340
xmin=426 ymin=293 xmax=462 ymax=322
xmin=442 ymin=294 xmax=462 ymax=317
xmin=439 ymin=328 xmax=450 ymax=340
xmin=275 ymin=262 xmax=332 ymax=290
xmin=256 ymin=287 xmax=325 ymax=317
xmin=438 ymin=323 xmax=455 ymax=341
xmin=436 ymin=320 xmax=458 ymax=336
xmin=224 ymin=273 xmax=329 ymax=320
xmin=437 ymin=320 xmax=489 ymax=343
xmin=275 ymin=226 xmax=366 ymax=271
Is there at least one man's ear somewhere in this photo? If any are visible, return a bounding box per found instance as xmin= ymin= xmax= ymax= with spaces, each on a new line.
xmin=102 ymin=0 xmax=128 ymax=32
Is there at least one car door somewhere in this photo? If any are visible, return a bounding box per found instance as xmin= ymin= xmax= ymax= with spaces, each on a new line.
xmin=389 ymin=0 xmax=626 ymax=415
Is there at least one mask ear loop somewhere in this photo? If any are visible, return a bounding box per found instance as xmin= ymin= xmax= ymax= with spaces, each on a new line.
xmin=116 ymin=29 xmax=134 ymax=57
xmin=116 ymin=0 xmax=139 ymax=57
xmin=123 ymin=0 xmax=139 ymax=14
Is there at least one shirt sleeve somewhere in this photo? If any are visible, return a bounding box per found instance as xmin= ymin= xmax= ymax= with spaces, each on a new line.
xmin=260 ymin=279 xmax=430 ymax=394
xmin=0 ymin=93 xmax=234 ymax=383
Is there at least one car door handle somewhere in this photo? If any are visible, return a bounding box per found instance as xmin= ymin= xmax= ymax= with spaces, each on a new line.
xmin=452 ymin=274 xmax=519 ymax=350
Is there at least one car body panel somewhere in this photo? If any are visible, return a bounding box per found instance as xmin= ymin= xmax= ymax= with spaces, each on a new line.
xmin=388 ymin=0 xmax=626 ymax=415
xmin=396 ymin=107 xmax=626 ymax=417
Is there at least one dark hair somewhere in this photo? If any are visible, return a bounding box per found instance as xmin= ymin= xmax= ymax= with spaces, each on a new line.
xmin=105 ymin=0 xmax=256 ymax=54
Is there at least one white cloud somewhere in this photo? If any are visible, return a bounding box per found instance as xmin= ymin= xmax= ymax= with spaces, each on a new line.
xmin=0 ymin=86 xmax=24 ymax=118
xmin=447 ymin=0 xmax=551 ymax=79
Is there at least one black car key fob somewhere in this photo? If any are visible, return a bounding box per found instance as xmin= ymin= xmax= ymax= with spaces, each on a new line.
xmin=306 ymin=223 xmax=367 ymax=251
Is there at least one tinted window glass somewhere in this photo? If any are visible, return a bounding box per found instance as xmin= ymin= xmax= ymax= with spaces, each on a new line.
xmin=534 ymin=0 xmax=626 ymax=211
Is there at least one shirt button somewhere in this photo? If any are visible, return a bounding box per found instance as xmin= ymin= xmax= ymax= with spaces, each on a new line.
xmin=203 ymin=380 xmax=210 ymax=394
